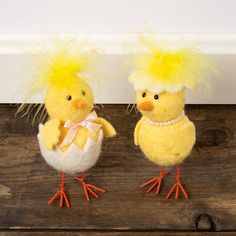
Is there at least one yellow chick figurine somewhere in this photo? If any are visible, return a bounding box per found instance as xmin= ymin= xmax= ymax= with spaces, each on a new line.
xmin=22 ymin=38 xmax=116 ymax=207
xmin=129 ymin=34 xmax=215 ymax=200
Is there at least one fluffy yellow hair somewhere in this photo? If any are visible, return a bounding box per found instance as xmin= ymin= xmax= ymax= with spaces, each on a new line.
xmin=17 ymin=37 xmax=98 ymax=124
xmin=25 ymin=37 xmax=98 ymax=99
xmin=129 ymin=34 xmax=216 ymax=93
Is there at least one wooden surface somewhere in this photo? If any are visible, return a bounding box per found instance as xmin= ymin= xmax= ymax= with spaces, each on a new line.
xmin=0 ymin=104 xmax=235 ymax=235
xmin=0 ymin=233 xmax=236 ymax=236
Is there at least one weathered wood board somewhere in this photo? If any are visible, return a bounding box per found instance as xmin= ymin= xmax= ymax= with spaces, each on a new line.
xmin=0 ymin=105 xmax=235 ymax=235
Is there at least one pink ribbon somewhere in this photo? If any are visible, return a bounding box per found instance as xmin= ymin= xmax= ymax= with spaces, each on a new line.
xmin=59 ymin=111 xmax=101 ymax=147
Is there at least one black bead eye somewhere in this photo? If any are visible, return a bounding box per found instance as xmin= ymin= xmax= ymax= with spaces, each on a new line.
xmin=66 ymin=95 xmax=72 ymax=101
xmin=154 ymin=94 xmax=159 ymax=100
xmin=81 ymin=90 xmax=86 ymax=96
xmin=142 ymin=92 xmax=146 ymax=98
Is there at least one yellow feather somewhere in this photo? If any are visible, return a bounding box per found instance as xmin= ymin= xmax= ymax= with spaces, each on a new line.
xmin=18 ymin=37 xmax=98 ymax=122
xmin=129 ymin=33 xmax=217 ymax=93
xmin=25 ymin=37 xmax=98 ymax=101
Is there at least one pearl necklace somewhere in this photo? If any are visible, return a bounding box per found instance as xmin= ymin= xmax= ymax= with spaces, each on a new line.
xmin=147 ymin=111 xmax=185 ymax=126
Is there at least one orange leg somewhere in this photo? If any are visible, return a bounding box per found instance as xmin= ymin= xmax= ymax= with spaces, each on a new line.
xmin=140 ymin=167 xmax=170 ymax=196
xmin=75 ymin=173 xmax=107 ymax=202
xmin=48 ymin=172 xmax=71 ymax=208
xmin=165 ymin=164 xmax=189 ymax=200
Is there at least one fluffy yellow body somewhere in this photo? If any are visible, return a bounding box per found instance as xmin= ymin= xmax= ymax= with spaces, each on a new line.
xmin=134 ymin=90 xmax=196 ymax=167
xmin=41 ymin=79 xmax=116 ymax=152
xmin=137 ymin=115 xmax=195 ymax=166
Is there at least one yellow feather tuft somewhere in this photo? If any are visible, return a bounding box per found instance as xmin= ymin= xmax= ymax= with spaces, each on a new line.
xmin=25 ymin=37 xmax=98 ymax=102
xmin=18 ymin=37 xmax=98 ymax=123
xmin=129 ymin=33 xmax=217 ymax=93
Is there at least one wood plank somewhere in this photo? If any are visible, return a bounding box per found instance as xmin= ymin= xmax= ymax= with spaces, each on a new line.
xmin=0 ymin=104 xmax=235 ymax=233
xmin=0 ymin=232 xmax=236 ymax=236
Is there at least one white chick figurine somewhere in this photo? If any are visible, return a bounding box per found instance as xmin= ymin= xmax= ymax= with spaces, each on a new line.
xmin=21 ymin=39 xmax=116 ymax=207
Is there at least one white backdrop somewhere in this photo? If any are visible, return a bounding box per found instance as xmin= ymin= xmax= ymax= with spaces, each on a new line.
xmin=0 ymin=0 xmax=235 ymax=104
xmin=0 ymin=0 xmax=236 ymax=33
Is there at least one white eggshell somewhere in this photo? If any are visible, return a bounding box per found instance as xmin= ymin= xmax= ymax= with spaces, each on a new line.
xmin=38 ymin=124 xmax=104 ymax=175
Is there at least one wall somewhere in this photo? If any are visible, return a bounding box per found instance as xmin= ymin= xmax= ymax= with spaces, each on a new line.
xmin=0 ymin=0 xmax=236 ymax=33
xmin=0 ymin=0 xmax=235 ymax=104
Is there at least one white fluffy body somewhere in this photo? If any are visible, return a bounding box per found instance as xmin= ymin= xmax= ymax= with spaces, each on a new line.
xmin=38 ymin=124 xmax=104 ymax=175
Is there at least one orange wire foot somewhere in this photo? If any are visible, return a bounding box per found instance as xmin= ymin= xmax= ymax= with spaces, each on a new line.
xmin=165 ymin=164 xmax=189 ymax=200
xmin=165 ymin=180 xmax=189 ymax=200
xmin=140 ymin=167 xmax=170 ymax=196
xmin=48 ymin=172 xmax=71 ymax=208
xmin=75 ymin=174 xmax=107 ymax=202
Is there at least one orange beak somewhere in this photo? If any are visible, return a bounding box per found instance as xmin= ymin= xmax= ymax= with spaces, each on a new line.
xmin=73 ymin=99 xmax=86 ymax=109
xmin=137 ymin=101 xmax=154 ymax=112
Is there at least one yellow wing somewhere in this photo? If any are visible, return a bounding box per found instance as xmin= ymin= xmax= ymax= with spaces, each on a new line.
xmin=41 ymin=119 xmax=61 ymax=150
xmin=94 ymin=117 xmax=116 ymax=138
xmin=134 ymin=116 xmax=145 ymax=146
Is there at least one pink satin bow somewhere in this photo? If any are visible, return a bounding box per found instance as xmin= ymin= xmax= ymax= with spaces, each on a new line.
xmin=59 ymin=111 xmax=101 ymax=147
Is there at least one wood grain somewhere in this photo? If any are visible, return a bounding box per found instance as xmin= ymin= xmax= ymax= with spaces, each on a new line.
xmin=0 ymin=104 xmax=235 ymax=235
xmin=0 ymin=232 xmax=236 ymax=236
